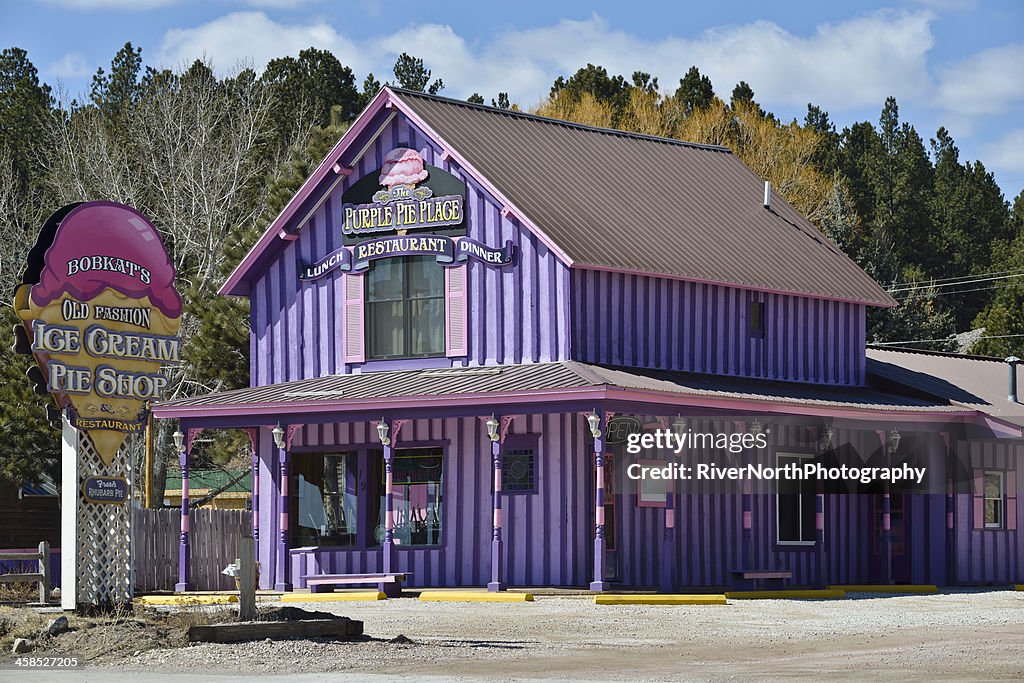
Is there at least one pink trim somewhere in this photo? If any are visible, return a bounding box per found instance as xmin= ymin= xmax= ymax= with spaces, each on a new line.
xmin=387 ymin=91 xmax=574 ymax=268
xmin=277 ymin=230 xmax=299 ymax=241
xmin=440 ymin=149 xmax=451 ymax=161
xmin=574 ymin=263 xmax=894 ymax=309
xmin=665 ymin=508 xmax=675 ymax=528
xmin=946 ymin=511 xmax=954 ymax=529
xmin=153 ymin=384 xmax=982 ymax=422
xmin=182 ymin=515 xmax=189 ymax=533
xmin=882 ymin=512 xmax=890 ymax=532
xmin=742 ymin=510 xmax=752 ymax=529
xmin=220 ymin=89 xmax=394 ymax=296
xmin=815 ymin=511 xmax=824 ymax=530
xmin=280 ymin=511 xmax=288 ymax=530
xmin=596 ymin=506 xmax=605 ymax=526
xmin=494 ymin=467 xmax=502 ymax=492
xmin=332 ymin=164 xmax=353 ymax=176
xmin=494 ymin=509 xmax=502 ymax=527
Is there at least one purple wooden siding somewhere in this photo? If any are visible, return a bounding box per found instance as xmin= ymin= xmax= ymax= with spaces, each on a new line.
xmin=249 ymin=113 xmax=572 ymax=387
xmin=266 ymin=413 xmax=591 ymax=589
xmin=570 ymin=269 xmax=866 ymax=385
xmin=954 ymin=440 xmax=1023 ymax=585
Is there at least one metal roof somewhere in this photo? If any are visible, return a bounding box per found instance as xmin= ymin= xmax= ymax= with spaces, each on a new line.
xmin=394 ymin=89 xmax=894 ymax=307
xmin=867 ymin=346 xmax=1024 ymax=425
xmin=153 ymin=360 xmax=962 ymax=419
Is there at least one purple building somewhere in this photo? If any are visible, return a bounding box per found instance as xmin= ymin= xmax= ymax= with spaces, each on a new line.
xmin=153 ymin=88 xmax=1023 ymax=593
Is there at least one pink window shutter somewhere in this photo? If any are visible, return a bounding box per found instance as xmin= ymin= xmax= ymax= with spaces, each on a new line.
xmin=972 ymin=469 xmax=985 ymax=531
xmin=1007 ymin=470 xmax=1017 ymax=531
xmin=445 ymin=265 xmax=468 ymax=357
xmin=343 ymin=274 xmax=365 ymax=364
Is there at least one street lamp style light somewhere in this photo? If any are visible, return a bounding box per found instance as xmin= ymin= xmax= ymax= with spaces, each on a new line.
xmin=172 ymin=429 xmax=185 ymax=453
xmin=820 ymin=426 xmax=834 ymax=451
xmin=377 ymin=418 xmax=391 ymax=446
xmin=749 ymin=419 xmax=763 ymax=436
xmin=272 ymin=423 xmax=286 ymax=450
xmin=671 ymin=415 xmax=687 ymax=439
xmin=888 ymin=429 xmax=901 ymax=455
xmin=486 ymin=414 xmax=500 ymax=443
xmin=587 ymin=410 xmax=602 ymax=439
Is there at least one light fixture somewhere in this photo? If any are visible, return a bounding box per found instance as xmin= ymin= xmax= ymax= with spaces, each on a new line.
xmin=888 ymin=429 xmax=901 ymax=455
xmin=671 ymin=415 xmax=687 ymax=439
xmin=749 ymin=419 xmax=763 ymax=436
xmin=272 ymin=423 xmax=285 ymax=450
xmin=172 ymin=430 xmax=185 ymax=454
xmin=486 ymin=414 xmax=500 ymax=442
xmin=377 ymin=418 xmax=390 ymax=446
xmin=820 ymin=426 xmax=834 ymax=451
xmin=587 ymin=410 xmax=602 ymax=439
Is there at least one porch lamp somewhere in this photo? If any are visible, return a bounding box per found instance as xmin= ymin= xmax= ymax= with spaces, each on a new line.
xmin=820 ymin=427 xmax=834 ymax=451
xmin=486 ymin=414 xmax=500 ymax=443
xmin=272 ymin=423 xmax=285 ymax=450
xmin=172 ymin=429 xmax=185 ymax=454
xmin=749 ymin=419 xmax=763 ymax=436
xmin=888 ymin=429 xmax=901 ymax=455
xmin=671 ymin=415 xmax=687 ymax=439
xmin=587 ymin=410 xmax=602 ymax=439
xmin=377 ymin=418 xmax=391 ymax=446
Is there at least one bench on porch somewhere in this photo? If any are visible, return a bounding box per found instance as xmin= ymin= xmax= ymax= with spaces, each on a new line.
xmin=730 ymin=569 xmax=792 ymax=590
xmin=301 ymin=572 xmax=409 ymax=598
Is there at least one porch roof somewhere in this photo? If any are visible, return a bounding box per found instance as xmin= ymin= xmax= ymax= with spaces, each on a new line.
xmin=152 ymin=361 xmax=978 ymax=426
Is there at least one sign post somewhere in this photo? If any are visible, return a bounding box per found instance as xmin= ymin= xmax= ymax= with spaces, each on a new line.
xmin=14 ymin=201 xmax=181 ymax=610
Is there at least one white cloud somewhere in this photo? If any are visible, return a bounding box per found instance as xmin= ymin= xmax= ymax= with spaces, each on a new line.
xmin=935 ymin=43 xmax=1024 ymax=116
xmin=40 ymin=0 xmax=177 ymax=9
xmin=47 ymin=52 xmax=92 ymax=79
xmin=154 ymin=9 xmax=938 ymax=114
xmin=242 ymin=0 xmax=318 ymax=7
xmin=157 ymin=11 xmax=367 ymax=74
xmin=982 ymin=128 xmax=1024 ymax=174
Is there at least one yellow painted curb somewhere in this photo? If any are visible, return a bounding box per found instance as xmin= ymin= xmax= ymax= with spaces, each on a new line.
xmin=281 ymin=591 xmax=386 ymax=602
xmin=725 ymin=589 xmax=846 ymax=600
xmin=1015 ymin=585 xmax=1023 ymax=591
xmin=136 ymin=594 xmax=238 ymax=605
xmin=832 ymin=584 xmax=938 ymax=594
xmin=595 ymin=594 xmax=727 ymax=605
xmin=418 ymin=591 xmax=534 ymax=602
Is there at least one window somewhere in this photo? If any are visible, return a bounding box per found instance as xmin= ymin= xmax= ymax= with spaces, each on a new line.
xmin=291 ymin=452 xmax=357 ymax=548
xmin=749 ymin=300 xmax=765 ymax=337
xmin=366 ymin=256 xmax=444 ymax=359
xmin=777 ymin=453 xmax=816 ymax=544
xmin=985 ymin=470 xmax=1005 ymax=529
xmin=503 ymin=447 xmax=536 ymax=493
xmin=373 ymin=447 xmax=444 ymax=547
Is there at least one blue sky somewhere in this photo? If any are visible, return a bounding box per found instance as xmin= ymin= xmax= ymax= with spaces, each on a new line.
xmin=3 ymin=0 xmax=1023 ymax=200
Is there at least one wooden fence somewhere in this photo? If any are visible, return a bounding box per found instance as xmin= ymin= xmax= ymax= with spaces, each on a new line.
xmin=134 ymin=508 xmax=252 ymax=592
xmin=0 ymin=542 xmax=51 ymax=603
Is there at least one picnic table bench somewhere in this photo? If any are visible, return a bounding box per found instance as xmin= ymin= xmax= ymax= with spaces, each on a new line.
xmin=301 ymin=572 xmax=409 ymax=597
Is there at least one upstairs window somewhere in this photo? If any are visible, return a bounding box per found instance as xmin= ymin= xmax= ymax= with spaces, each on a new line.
xmin=985 ymin=470 xmax=1005 ymax=529
xmin=366 ymin=256 xmax=445 ymax=359
xmin=749 ymin=300 xmax=765 ymax=337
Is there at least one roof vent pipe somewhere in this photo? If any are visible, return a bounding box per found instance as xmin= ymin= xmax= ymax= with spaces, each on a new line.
xmin=1007 ymin=356 xmax=1021 ymax=403
xmin=763 ymin=181 xmax=771 ymax=209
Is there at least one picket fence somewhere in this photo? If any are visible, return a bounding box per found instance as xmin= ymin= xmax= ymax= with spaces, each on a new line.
xmin=133 ymin=508 xmax=252 ymax=592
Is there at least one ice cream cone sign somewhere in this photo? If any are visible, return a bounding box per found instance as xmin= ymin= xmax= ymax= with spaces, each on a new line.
xmin=13 ymin=202 xmax=182 ymax=466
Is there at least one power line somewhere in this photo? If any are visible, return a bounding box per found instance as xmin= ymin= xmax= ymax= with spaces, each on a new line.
xmin=888 ymin=270 xmax=1024 ymax=294
xmin=888 ymin=267 xmax=1024 ymax=290
xmin=889 ymin=281 xmax=1024 ymax=301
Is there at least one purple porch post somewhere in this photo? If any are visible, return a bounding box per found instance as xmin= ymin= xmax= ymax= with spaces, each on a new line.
xmin=275 ymin=440 xmax=292 ymax=592
xmin=590 ymin=412 xmax=608 ymax=592
xmin=489 ymin=438 xmax=505 ymax=591
xmin=174 ymin=437 xmax=191 ymax=592
xmin=942 ymin=432 xmax=954 ymax=586
xmin=382 ymin=442 xmax=397 ymax=574
xmin=659 ymin=488 xmax=675 ymax=593
xmin=814 ymin=483 xmax=825 ymax=588
xmin=252 ymin=448 xmax=259 ymax=543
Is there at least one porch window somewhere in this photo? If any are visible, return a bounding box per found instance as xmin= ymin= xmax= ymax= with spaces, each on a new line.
xmin=985 ymin=470 xmax=1005 ymax=529
xmin=291 ymin=452 xmax=358 ymax=548
xmin=366 ymin=256 xmax=444 ymax=359
xmin=374 ymin=447 xmax=444 ymax=547
xmin=503 ymin=446 xmax=536 ymax=494
xmin=777 ymin=453 xmax=815 ymax=544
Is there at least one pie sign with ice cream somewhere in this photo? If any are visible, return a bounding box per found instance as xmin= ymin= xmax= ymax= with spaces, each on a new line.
xmin=13 ymin=201 xmax=182 ymax=465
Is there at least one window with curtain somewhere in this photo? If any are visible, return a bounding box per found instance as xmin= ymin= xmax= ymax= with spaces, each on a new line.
xmin=372 ymin=447 xmax=444 ymax=547
xmin=366 ymin=256 xmax=445 ymax=359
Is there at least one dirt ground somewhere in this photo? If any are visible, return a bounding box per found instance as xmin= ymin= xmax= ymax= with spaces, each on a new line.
xmin=3 ymin=589 xmax=1024 ymax=681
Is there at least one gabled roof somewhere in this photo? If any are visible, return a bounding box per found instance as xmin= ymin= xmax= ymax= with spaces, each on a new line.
xmin=222 ymin=88 xmax=894 ymax=307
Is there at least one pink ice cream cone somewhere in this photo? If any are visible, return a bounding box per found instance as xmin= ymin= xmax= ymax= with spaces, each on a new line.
xmin=379 ymin=147 xmax=428 ymax=188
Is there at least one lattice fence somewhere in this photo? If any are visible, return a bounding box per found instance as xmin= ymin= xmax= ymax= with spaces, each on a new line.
xmin=75 ymin=431 xmax=133 ymax=605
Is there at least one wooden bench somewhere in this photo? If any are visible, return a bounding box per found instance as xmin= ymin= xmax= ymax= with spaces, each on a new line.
xmin=731 ymin=569 xmax=792 ymax=590
xmin=302 ymin=573 xmax=408 ymax=597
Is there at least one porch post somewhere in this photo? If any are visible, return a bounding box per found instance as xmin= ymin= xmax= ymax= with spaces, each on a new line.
xmin=876 ymin=429 xmax=893 ymax=585
xmin=814 ymin=481 xmax=825 ymax=588
xmin=942 ymin=431 xmax=954 ymax=585
xmin=273 ymin=423 xmax=293 ymax=591
xmin=174 ymin=430 xmax=191 ymax=592
xmin=489 ymin=437 xmax=505 ymax=591
xmin=590 ymin=411 xmax=608 ymax=592
xmin=383 ymin=441 xmax=396 ymax=575
xmin=244 ymin=428 xmax=259 ymax=546
xmin=659 ymin=487 xmax=676 ymax=593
